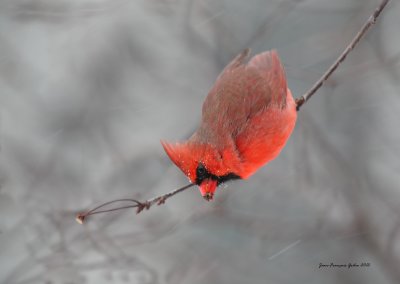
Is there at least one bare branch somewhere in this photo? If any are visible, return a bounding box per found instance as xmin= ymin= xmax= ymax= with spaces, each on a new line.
xmin=295 ymin=0 xmax=390 ymax=111
xmin=76 ymin=183 xmax=195 ymax=224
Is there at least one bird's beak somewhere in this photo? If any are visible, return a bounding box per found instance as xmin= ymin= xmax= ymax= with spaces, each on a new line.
xmin=199 ymin=179 xmax=218 ymax=201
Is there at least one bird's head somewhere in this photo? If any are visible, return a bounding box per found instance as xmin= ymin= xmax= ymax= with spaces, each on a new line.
xmin=161 ymin=141 xmax=241 ymax=201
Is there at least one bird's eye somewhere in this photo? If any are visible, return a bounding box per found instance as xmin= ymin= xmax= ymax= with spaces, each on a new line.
xmin=196 ymin=164 xmax=207 ymax=179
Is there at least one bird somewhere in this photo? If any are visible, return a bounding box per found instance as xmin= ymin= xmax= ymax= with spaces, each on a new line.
xmin=161 ymin=49 xmax=297 ymax=201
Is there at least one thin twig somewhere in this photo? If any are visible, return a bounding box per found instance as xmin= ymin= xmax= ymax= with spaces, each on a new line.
xmin=295 ymin=0 xmax=390 ymax=111
xmin=76 ymin=183 xmax=195 ymax=224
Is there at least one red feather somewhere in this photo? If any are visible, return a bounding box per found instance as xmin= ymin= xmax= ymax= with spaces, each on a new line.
xmin=162 ymin=49 xmax=297 ymax=200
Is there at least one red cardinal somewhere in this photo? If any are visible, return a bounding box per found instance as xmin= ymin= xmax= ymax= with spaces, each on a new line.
xmin=162 ymin=49 xmax=297 ymax=201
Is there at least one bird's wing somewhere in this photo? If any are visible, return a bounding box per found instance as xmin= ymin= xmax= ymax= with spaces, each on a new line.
xmin=247 ymin=50 xmax=287 ymax=108
xmin=200 ymin=50 xmax=287 ymax=142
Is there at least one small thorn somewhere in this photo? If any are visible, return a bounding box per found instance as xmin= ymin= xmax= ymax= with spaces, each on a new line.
xmin=136 ymin=205 xmax=145 ymax=214
xmin=136 ymin=201 xmax=151 ymax=214
xmin=157 ymin=196 xmax=166 ymax=205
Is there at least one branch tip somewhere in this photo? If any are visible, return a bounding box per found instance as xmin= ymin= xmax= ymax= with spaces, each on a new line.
xmin=75 ymin=213 xmax=86 ymax=225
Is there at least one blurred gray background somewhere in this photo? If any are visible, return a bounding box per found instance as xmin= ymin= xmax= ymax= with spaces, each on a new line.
xmin=1 ymin=0 xmax=400 ymax=283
